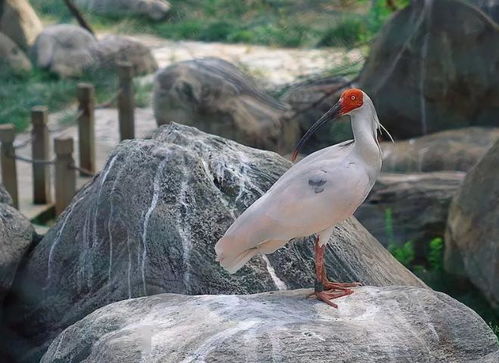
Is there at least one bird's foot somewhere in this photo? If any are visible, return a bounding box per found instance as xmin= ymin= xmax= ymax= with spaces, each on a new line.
xmin=323 ymin=281 xmax=362 ymax=290
xmin=310 ymin=289 xmax=354 ymax=308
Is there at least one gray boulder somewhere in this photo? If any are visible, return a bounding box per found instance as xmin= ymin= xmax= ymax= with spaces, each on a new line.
xmin=0 ymin=32 xmax=31 ymax=74
xmin=381 ymin=127 xmax=499 ymax=172
xmin=75 ymin=0 xmax=171 ymax=21
xmin=469 ymin=0 xmax=499 ymax=23
xmin=355 ymin=172 xmax=464 ymax=258
xmin=0 ymin=183 xmax=13 ymax=205
xmin=4 ymin=123 xmax=423 ymax=361
xmin=90 ymin=35 xmax=158 ymax=76
xmin=445 ymin=140 xmax=499 ymax=308
xmin=0 ymin=0 xmax=43 ymax=50
xmin=42 ymin=287 xmax=499 ymax=363
xmin=31 ymin=24 xmax=97 ymax=78
xmin=153 ymin=57 xmax=297 ymax=154
xmin=0 ymin=196 xmax=34 ymax=304
xmin=359 ymin=0 xmax=499 ymax=139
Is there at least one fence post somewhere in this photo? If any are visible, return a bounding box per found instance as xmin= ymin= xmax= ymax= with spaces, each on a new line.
xmin=118 ymin=62 xmax=135 ymax=141
xmin=31 ymin=106 xmax=52 ymax=204
xmin=54 ymin=137 xmax=76 ymax=215
xmin=0 ymin=124 xmax=18 ymax=208
xmin=77 ymin=83 xmax=96 ymax=176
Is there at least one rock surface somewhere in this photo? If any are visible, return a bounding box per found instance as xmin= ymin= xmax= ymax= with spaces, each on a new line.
xmin=359 ymin=0 xmax=499 ymax=139
xmin=381 ymin=127 xmax=499 ymax=172
xmin=281 ymin=76 xmax=352 ymax=154
xmin=153 ymin=57 xmax=297 ymax=153
xmin=355 ymin=172 xmax=464 ymax=257
xmin=31 ymin=24 xmax=97 ymax=78
xmin=76 ymin=0 xmax=171 ymax=21
xmin=0 ymin=32 xmax=31 ymax=74
xmin=0 ymin=183 xmax=13 ymax=206
xmin=0 ymin=197 xmax=34 ymax=304
xmin=4 ymin=124 xmax=424 ymax=361
xmin=90 ymin=35 xmax=158 ymax=76
xmin=470 ymin=0 xmax=499 ymax=23
xmin=445 ymin=140 xmax=499 ymax=308
xmin=0 ymin=0 xmax=42 ymax=50
xmin=41 ymin=287 xmax=499 ymax=363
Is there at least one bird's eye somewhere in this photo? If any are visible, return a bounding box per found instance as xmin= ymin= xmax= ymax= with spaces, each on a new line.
xmin=351 ymin=95 xmax=356 ymax=101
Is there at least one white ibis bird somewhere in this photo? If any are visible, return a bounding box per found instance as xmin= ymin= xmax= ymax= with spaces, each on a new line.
xmin=215 ymin=88 xmax=392 ymax=307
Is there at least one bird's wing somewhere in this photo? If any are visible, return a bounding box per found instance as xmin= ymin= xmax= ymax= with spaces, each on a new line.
xmin=215 ymin=141 xmax=370 ymax=273
xmin=260 ymin=157 xmax=371 ymax=234
xmin=223 ymin=151 xmax=370 ymax=247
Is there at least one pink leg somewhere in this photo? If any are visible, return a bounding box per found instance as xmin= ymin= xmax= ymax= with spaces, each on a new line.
xmin=311 ymin=235 xmax=360 ymax=307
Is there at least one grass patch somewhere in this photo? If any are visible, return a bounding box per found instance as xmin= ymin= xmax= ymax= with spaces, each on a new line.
xmin=0 ymin=66 xmax=150 ymax=131
xmin=30 ymin=0 xmax=407 ymax=48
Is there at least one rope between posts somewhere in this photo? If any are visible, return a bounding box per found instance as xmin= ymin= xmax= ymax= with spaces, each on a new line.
xmin=8 ymin=152 xmax=55 ymax=165
xmin=69 ymin=163 xmax=95 ymax=177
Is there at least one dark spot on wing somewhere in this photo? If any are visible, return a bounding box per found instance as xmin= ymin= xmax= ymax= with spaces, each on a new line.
xmin=308 ymin=174 xmax=327 ymax=194
xmin=308 ymin=179 xmax=327 ymax=187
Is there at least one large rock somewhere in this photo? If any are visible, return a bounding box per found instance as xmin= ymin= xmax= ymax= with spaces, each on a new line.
xmin=359 ymin=0 xmax=499 ymax=139
xmin=42 ymin=288 xmax=499 ymax=362
xmin=0 ymin=0 xmax=42 ymax=50
xmin=355 ymin=172 xmax=464 ymax=257
xmin=90 ymin=35 xmax=158 ymax=76
xmin=0 ymin=197 xmax=34 ymax=304
xmin=445 ymin=140 xmax=499 ymax=308
xmin=0 ymin=183 xmax=13 ymax=205
xmin=153 ymin=57 xmax=297 ymax=154
xmin=469 ymin=0 xmax=499 ymax=23
xmin=31 ymin=24 xmax=97 ymax=78
xmin=4 ymin=124 xmax=424 ymax=361
xmin=0 ymin=32 xmax=31 ymax=74
xmin=281 ymin=76 xmax=352 ymax=154
xmin=381 ymin=127 xmax=499 ymax=172
xmin=75 ymin=0 xmax=171 ymax=21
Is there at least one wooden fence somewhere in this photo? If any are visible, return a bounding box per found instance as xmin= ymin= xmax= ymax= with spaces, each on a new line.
xmin=0 ymin=63 xmax=136 ymax=217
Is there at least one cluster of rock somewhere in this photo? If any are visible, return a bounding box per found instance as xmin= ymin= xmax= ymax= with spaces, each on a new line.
xmin=75 ymin=0 xmax=171 ymax=21
xmin=31 ymin=25 xmax=158 ymax=78
xmin=1 ymin=124 xmax=496 ymax=362
xmin=0 ymin=1 xmax=159 ymax=78
xmin=0 ymin=0 xmax=42 ymax=74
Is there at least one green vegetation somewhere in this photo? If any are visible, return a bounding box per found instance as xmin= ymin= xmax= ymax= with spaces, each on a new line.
xmin=388 ymin=236 xmax=499 ymax=338
xmin=388 ymin=241 xmax=415 ymax=267
xmin=0 ymin=66 xmax=119 ymax=130
xmin=0 ymin=64 xmax=152 ymax=131
xmin=31 ymin=0 xmax=407 ymax=48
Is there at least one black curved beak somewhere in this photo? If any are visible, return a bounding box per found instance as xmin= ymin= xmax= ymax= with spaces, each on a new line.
xmin=291 ymin=101 xmax=342 ymax=161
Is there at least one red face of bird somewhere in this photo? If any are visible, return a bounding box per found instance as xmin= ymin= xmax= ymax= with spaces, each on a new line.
xmin=291 ymin=88 xmax=365 ymax=161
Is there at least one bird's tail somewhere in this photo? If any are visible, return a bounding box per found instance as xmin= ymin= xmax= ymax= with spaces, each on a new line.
xmin=215 ymin=236 xmax=259 ymax=274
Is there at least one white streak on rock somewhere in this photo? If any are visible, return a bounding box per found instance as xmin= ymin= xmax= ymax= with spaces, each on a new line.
xmin=102 ymin=155 xmax=119 ymax=289
xmin=141 ymin=158 xmax=168 ymax=295
xmin=176 ymin=178 xmax=193 ymax=291
xmin=261 ymin=255 xmax=287 ymax=290
xmin=47 ymin=194 xmax=86 ymax=283
xmin=180 ymin=320 xmax=258 ymax=363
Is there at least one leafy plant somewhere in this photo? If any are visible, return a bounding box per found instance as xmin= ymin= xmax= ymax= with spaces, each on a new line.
xmin=428 ymin=237 xmax=444 ymax=272
xmin=388 ymin=241 xmax=415 ymax=267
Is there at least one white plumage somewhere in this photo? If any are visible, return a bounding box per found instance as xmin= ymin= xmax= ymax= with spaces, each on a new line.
xmin=215 ymin=89 xmax=390 ymax=284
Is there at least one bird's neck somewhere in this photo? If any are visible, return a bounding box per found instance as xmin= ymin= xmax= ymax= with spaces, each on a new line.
xmin=351 ymin=107 xmax=381 ymax=168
